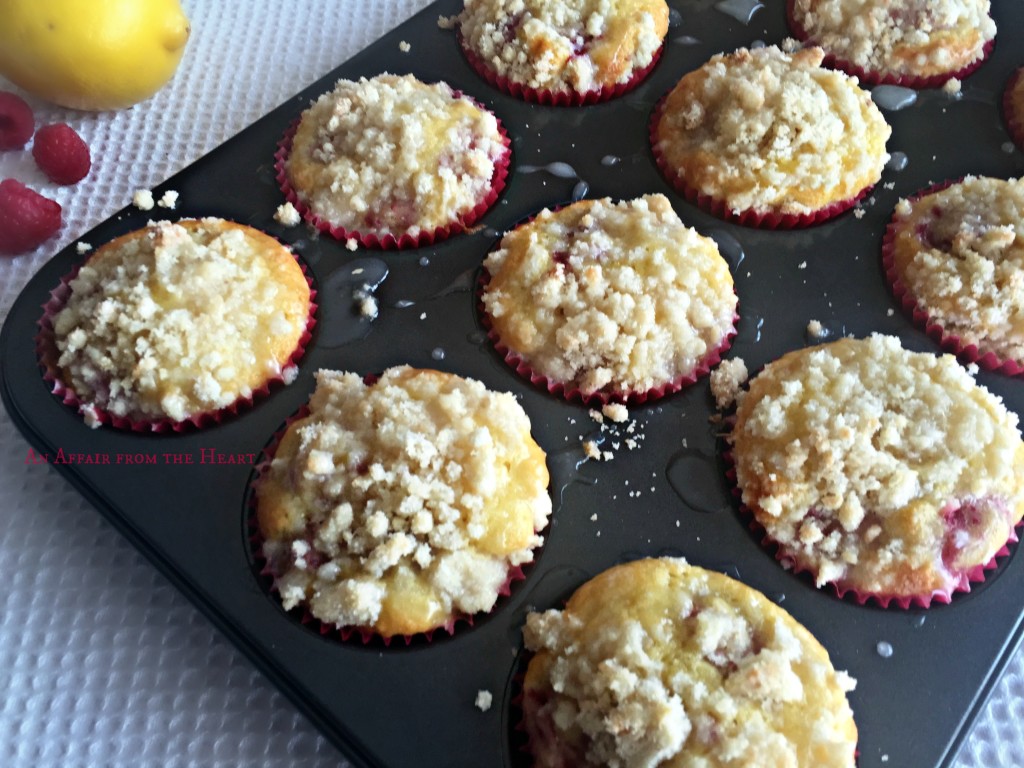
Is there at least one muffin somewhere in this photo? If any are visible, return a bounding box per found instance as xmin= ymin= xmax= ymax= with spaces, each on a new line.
xmin=650 ymin=45 xmax=891 ymax=228
xmin=277 ymin=73 xmax=510 ymax=249
xmin=522 ymin=557 xmax=859 ymax=768
xmin=255 ymin=366 xmax=552 ymax=640
xmin=479 ymin=194 xmax=737 ymax=404
xmin=46 ymin=218 xmax=312 ymax=430
xmin=456 ymin=0 xmax=669 ymax=105
xmin=1004 ymin=66 xmax=1024 ymax=152
xmin=788 ymin=0 xmax=997 ymax=88
xmin=883 ymin=175 xmax=1024 ymax=373
xmin=730 ymin=334 xmax=1024 ymax=607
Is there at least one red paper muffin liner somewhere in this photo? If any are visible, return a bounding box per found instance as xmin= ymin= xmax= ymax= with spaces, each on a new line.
xmin=1003 ymin=67 xmax=1024 ymax=152
xmin=457 ymin=30 xmax=663 ymax=106
xmin=246 ymin=386 xmax=540 ymax=647
xmin=648 ymin=94 xmax=871 ymax=229
xmin=274 ymin=98 xmax=511 ymax=250
xmin=477 ymin=267 xmax=738 ymax=407
xmin=35 ymin=251 xmax=317 ymax=433
xmin=882 ymin=178 xmax=1024 ymax=377
xmin=786 ymin=0 xmax=996 ymax=89
xmin=722 ymin=441 xmax=1020 ymax=609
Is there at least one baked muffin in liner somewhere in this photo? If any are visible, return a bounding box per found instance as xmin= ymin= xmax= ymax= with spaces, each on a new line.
xmin=882 ymin=175 xmax=1024 ymax=377
xmin=275 ymin=73 xmax=511 ymax=250
xmin=1003 ymin=66 xmax=1024 ymax=152
xmin=727 ymin=335 xmax=1024 ymax=608
xmin=478 ymin=194 xmax=738 ymax=407
xmin=454 ymin=0 xmax=668 ymax=106
xmin=650 ymin=45 xmax=890 ymax=229
xmin=786 ymin=0 xmax=997 ymax=89
xmin=250 ymin=366 xmax=552 ymax=644
xmin=37 ymin=218 xmax=315 ymax=432
xmin=519 ymin=557 xmax=858 ymax=767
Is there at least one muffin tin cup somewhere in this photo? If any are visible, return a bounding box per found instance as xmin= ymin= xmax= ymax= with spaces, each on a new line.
xmin=274 ymin=106 xmax=511 ymax=250
xmin=246 ymin=385 xmax=541 ymax=647
xmin=1003 ymin=67 xmax=1024 ymax=152
xmin=881 ymin=178 xmax=1024 ymax=378
xmin=722 ymin=446 xmax=1020 ymax=610
xmin=648 ymin=94 xmax=873 ymax=229
xmin=785 ymin=0 xmax=996 ymax=89
xmin=35 ymin=253 xmax=318 ymax=433
xmin=456 ymin=31 xmax=664 ymax=107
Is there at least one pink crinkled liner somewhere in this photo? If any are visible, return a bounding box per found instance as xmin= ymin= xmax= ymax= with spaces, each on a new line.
xmin=457 ymin=29 xmax=663 ymax=107
xmin=723 ymin=440 xmax=1021 ymax=610
xmin=274 ymin=95 xmax=511 ymax=250
xmin=477 ymin=265 xmax=739 ymax=408
xmin=786 ymin=0 xmax=996 ymax=89
xmin=1003 ymin=67 xmax=1024 ymax=152
xmin=882 ymin=177 xmax=1024 ymax=377
xmin=648 ymin=94 xmax=871 ymax=229
xmin=247 ymin=386 xmax=541 ymax=647
xmin=35 ymin=250 xmax=317 ymax=434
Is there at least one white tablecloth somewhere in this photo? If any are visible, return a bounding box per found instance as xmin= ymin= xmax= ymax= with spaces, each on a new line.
xmin=0 ymin=1 xmax=1020 ymax=765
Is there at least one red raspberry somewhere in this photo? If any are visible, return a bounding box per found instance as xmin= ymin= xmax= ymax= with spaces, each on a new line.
xmin=0 ymin=91 xmax=35 ymax=151
xmin=0 ymin=179 xmax=62 ymax=256
xmin=32 ymin=123 xmax=91 ymax=185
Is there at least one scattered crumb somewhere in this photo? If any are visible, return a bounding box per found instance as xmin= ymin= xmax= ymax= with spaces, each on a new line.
xmin=881 ymin=756 xmax=889 ymax=763
xmin=853 ymin=207 xmax=866 ymax=219
xmin=883 ymin=181 xmax=895 ymax=190
xmin=967 ymin=362 xmax=979 ymax=376
xmin=345 ymin=237 xmax=359 ymax=251
xmin=75 ymin=242 xmax=92 ymax=255
xmin=886 ymin=308 xmax=894 ymax=316
xmin=710 ymin=357 xmax=748 ymax=411
xmin=275 ymin=202 xmax=301 ymax=226
xmin=588 ymin=409 xmax=604 ymax=425
xmin=625 ymin=438 xmax=638 ymax=450
xmin=590 ymin=513 xmax=597 ymax=521
xmin=437 ymin=14 xmax=457 ymax=29
xmin=474 ymin=690 xmax=493 ymax=712
xmin=583 ymin=440 xmax=602 ymax=460
xmin=419 ymin=312 xmax=427 ymax=320
xmin=354 ymin=289 xmax=378 ymax=319
xmin=942 ymin=77 xmax=961 ymax=95
xmin=806 ymin=319 xmax=829 ymax=339
xmin=602 ymin=403 xmax=628 ymax=423
xmin=797 ymin=261 xmax=807 ymax=269
xmin=399 ymin=40 xmax=411 ymax=53
xmin=132 ymin=189 xmax=155 ymax=211
xmin=157 ymin=190 xmax=179 ymax=209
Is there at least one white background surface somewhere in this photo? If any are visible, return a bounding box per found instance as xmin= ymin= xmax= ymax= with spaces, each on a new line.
xmin=0 ymin=1 xmax=1021 ymax=766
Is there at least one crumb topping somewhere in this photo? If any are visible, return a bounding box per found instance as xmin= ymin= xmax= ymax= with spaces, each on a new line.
xmin=53 ymin=219 xmax=310 ymax=423
xmin=731 ymin=335 xmax=1024 ymax=597
xmin=710 ymin=357 xmax=748 ymax=411
xmin=132 ymin=189 xmax=154 ymax=211
xmin=482 ymin=194 xmax=736 ymax=398
xmin=286 ymin=73 xmax=506 ymax=237
xmin=458 ymin=0 xmax=669 ymax=95
xmin=654 ymin=45 xmax=891 ymax=216
xmin=791 ymin=0 xmax=996 ymax=79
xmin=889 ymin=176 xmax=1024 ymax=365
xmin=256 ymin=366 xmax=551 ymax=638
xmin=523 ymin=558 xmax=858 ymax=768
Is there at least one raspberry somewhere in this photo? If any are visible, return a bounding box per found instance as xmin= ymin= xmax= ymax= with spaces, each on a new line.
xmin=32 ymin=123 xmax=91 ymax=185
xmin=0 ymin=179 xmax=62 ymax=256
xmin=0 ymin=91 xmax=35 ymax=151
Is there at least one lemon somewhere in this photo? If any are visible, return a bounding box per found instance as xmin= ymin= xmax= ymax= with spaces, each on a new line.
xmin=0 ymin=0 xmax=190 ymax=111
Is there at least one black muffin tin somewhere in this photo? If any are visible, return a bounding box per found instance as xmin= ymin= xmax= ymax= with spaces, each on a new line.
xmin=3 ymin=2 xmax=1024 ymax=766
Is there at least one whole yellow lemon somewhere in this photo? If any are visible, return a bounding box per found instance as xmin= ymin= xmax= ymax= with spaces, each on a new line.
xmin=0 ymin=0 xmax=190 ymax=111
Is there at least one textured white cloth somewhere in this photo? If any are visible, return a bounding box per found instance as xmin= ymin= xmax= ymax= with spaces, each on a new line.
xmin=0 ymin=1 xmax=1021 ymax=766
